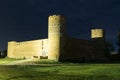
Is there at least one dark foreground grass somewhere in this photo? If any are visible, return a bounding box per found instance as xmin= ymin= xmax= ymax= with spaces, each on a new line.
xmin=0 ymin=63 xmax=120 ymax=80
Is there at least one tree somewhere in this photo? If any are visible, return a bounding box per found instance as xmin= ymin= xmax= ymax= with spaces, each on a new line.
xmin=117 ymin=32 xmax=120 ymax=54
xmin=104 ymin=41 xmax=114 ymax=58
xmin=0 ymin=50 xmax=2 ymax=58
xmin=3 ymin=49 xmax=7 ymax=57
xmin=0 ymin=49 xmax=7 ymax=58
xmin=105 ymin=41 xmax=115 ymax=52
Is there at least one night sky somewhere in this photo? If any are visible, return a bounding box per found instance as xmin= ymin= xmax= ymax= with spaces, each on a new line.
xmin=0 ymin=0 xmax=120 ymax=51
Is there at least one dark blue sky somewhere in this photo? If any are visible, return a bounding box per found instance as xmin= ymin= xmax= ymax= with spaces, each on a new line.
xmin=0 ymin=0 xmax=120 ymax=50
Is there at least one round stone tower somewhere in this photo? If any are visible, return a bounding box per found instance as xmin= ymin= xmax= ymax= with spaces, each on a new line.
xmin=48 ymin=15 xmax=66 ymax=61
xmin=91 ymin=29 xmax=105 ymax=39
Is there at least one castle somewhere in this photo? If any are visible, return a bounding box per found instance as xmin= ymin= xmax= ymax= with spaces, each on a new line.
xmin=7 ymin=15 xmax=109 ymax=61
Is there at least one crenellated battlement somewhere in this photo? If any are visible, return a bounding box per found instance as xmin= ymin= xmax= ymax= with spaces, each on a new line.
xmin=48 ymin=15 xmax=65 ymax=25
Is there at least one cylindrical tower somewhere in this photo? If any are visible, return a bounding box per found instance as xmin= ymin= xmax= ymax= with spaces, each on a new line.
xmin=48 ymin=15 xmax=66 ymax=61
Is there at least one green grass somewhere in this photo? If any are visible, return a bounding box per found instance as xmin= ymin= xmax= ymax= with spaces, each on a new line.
xmin=0 ymin=63 xmax=120 ymax=80
xmin=0 ymin=58 xmax=21 ymax=64
xmin=27 ymin=59 xmax=61 ymax=64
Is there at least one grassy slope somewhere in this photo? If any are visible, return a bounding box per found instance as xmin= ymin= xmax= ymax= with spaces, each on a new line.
xmin=0 ymin=63 xmax=120 ymax=80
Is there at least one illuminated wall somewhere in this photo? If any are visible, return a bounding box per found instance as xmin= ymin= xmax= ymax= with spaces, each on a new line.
xmin=7 ymin=39 xmax=48 ymax=59
xmin=91 ymin=29 xmax=105 ymax=39
xmin=48 ymin=15 xmax=66 ymax=61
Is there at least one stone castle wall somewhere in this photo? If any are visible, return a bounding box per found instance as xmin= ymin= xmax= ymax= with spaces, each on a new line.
xmin=61 ymin=37 xmax=108 ymax=62
xmin=7 ymin=15 xmax=108 ymax=61
xmin=7 ymin=39 xmax=48 ymax=59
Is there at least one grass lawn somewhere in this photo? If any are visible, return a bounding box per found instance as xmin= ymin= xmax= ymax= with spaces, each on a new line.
xmin=0 ymin=58 xmax=21 ymax=65
xmin=0 ymin=63 xmax=120 ymax=80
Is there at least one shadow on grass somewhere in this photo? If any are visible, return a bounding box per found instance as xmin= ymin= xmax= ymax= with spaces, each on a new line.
xmin=5 ymin=74 xmax=113 ymax=80
xmin=5 ymin=75 xmax=34 ymax=80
